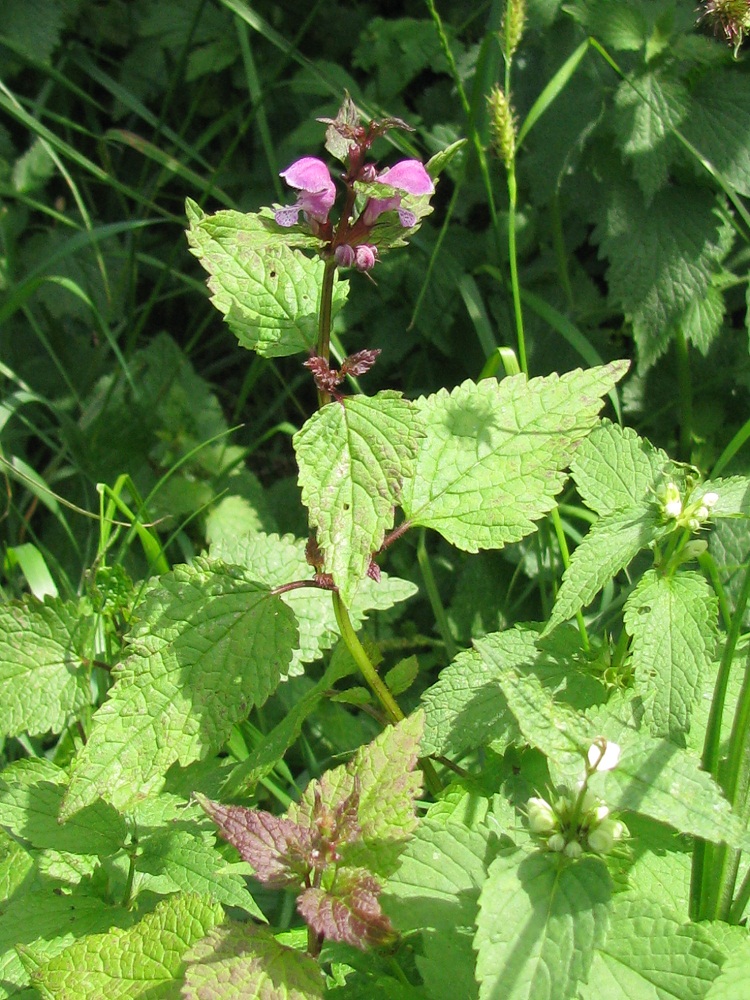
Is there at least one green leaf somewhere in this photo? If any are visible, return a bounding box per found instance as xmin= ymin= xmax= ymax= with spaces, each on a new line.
xmin=401 ymin=364 xmax=628 ymax=551
xmin=581 ymin=896 xmax=725 ymax=1000
xmin=61 ymin=559 xmax=298 ymax=819
xmin=1 ymin=0 xmax=64 ymax=64
xmin=565 ymin=0 xmax=651 ymax=51
xmin=475 ymin=850 xmax=611 ymax=1000
xmin=211 ymin=531 xmax=416 ymax=675
xmin=569 ymin=420 xmax=670 ymax=516
xmin=136 ymin=829 xmax=265 ymax=917
xmin=625 ymin=570 xmax=717 ymax=739
xmin=544 ymin=507 xmax=662 ymax=634
xmin=186 ymin=202 xmax=348 ymax=358
xmin=288 ymin=712 xmax=424 ymax=878
xmin=182 ymin=923 xmax=324 ymax=1000
xmin=613 ymin=69 xmax=689 ymax=202
xmin=32 ymin=893 xmax=222 ymax=999
xmin=705 ymin=936 xmax=750 ymax=1000
xmin=679 ymin=285 xmax=726 ymax=356
xmin=383 ymin=818 xmax=494 ymax=932
xmin=294 ymin=392 xmax=422 ymax=605
xmin=0 ymin=598 xmax=93 ymax=738
xmin=683 ymin=70 xmax=750 ymax=197
xmin=0 ymin=826 xmax=34 ymax=903
xmin=593 ymin=181 xmax=729 ymax=372
xmin=0 ymin=759 xmax=127 ymax=857
xmin=701 ymin=476 xmax=750 ymax=518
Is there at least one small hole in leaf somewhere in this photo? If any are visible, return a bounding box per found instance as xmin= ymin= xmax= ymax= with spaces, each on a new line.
xmin=343 ymin=503 xmax=350 ymax=511
xmin=270 ymin=270 xmax=276 ymax=278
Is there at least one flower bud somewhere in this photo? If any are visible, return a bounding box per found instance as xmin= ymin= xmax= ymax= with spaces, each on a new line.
xmin=661 ymin=482 xmax=683 ymax=519
xmin=526 ymin=796 xmax=556 ymax=833
xmin=587 ymin=818 xmax=626 ymax=855
xmin=354 ymin=244 xmax=378 ymax=271
xmin=564 ymin=840 xmax=583 ymax=859
xmin=547 ymin=833 xmax=566 ymax=853
xmin=334 ymin=244 xmax=356 ymax=267
xmin=702 ymin=491 xmax=719 ymax=508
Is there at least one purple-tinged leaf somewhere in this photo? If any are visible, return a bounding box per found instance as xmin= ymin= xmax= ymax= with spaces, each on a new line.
xmin=297 ymin=868 xmax=395 ymax=949
xmin=196 ymin=794 xmax=312 ymax=888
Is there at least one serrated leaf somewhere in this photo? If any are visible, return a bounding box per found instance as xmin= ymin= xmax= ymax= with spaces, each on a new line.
xmin=61 ymin=559 xmax=298 ymax=819
xmin=0 ymin=598 xmax=93 ymax=738
xmin=683 ymin=70 xmax=750 ymax=197
xmin=211 ymin=531 xmax=416 ymax=675
xmin=401 ymin=364 xmax=628 ymax=551
xmin=545 ymin=507 xmax=662 ymax=634
xmin=475 ymin=850 xmax=611 ymax=1000
xmin=705 ymin=936 xmax=750 ymax=1000
xmin=294 ymin=393 xmax=422 ymax=605
xmin=288 ymin=712 xmax=424 ymax=877
xmin=594 ymin=182 xmax=728 ymax=372
xmin=32 ymin=893 xmax=222 ymax=999
xmin=613 ymin=70 xmax=688 ymax=201
xmin=680 ymin=285 xmax=726 ymax=356
xmin=186 ymin=202 xmax=347 ymax=358
xmin=418 ymin=930 xmax=478 ymax=1000
xmin=136 ymin=829 xmax=265 ymax=916
xmin=701 ymin=476 xmax=750 ymax=518
xmin=473 ymin=630 xmax=594 ymax=777
xmin=297 ymin=869 xmax=394 ymax=948
xmin=383 ymin=819 xmax=493 ymax=932
xmin=570 ymin=420 xmax=670 ymax=516
xmin=581 ymin=897 xmax=725 ymax=1000
xmin=625 ymin=570 xmax=717 ymax=739
xmin=181 ymin=923 xmax=324 ymax=1000
xmin=0 ymin=826 xmax=34 ymax=903
xmin=0 ymin=759 xmax=127 ymax=857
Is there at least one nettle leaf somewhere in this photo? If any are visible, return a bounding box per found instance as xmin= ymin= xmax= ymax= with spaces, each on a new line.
xmin=186 ymin=200 xmax=348 ymax=358
xmin=581 ymin=896 xmax=725 ymax=1000
xmin=32 ymin=892 xmax=222 ymax=999
xmin=544 ymin=506 xmax=663 ymax=634
xmin=679 ymin=284 xmax=726 ymax=356
xmin=294 ymin=392 xmax=423 ymax=605
xmin=297 ymin=868 xmax=394 ymax=948
xmin=701 ymin=475 xmax=750 ymax=518
xmin=182 ymin=923 xmax=324 ymax=1000
xmin=195 ymin=795 xmax=313 ymax=889
xmin=570 ymin=420 xmax=670 ymax=517
xmin=401 ymin=364 xmax=628 ymax=552
xmin=61 ymin=559 xmax=298 ymax=819
xmin=613 ymin=69 xmax=689 ymax=202
xmin=625 ymin=569 xmax=718 ymax=739
xmin=683 ymin=69 xmax=750 ymax=197
xmin=705 ymin=936 xmax=750 ymax=1000
xmin=0 ymin=597 xmax=93 ymax=737
xmin=585 ymin=717 xmax=746 ymax=848
xmin=475 ymin=850 xmax=612 ymax=1000
xmin=211 ymin=531 xmax=416 ymax=675
xmin=473 ymin=629 xmax=597 ymax=778
xmin=136 ymin=829 xmax=265 ymax=916
xmin=289 ymin=712 xmax=424 ymax=878
xmin=593 ymin=181 xmax=729 ymax=372
xmin=0 ymin=758 xmax=126 ymax=857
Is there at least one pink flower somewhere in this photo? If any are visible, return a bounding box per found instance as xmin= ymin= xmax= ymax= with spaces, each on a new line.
xmin=361 ymin=160 xmax=434 ymax=228
xmin=275 ymin=157 xmax=336 ymax=228
xmin=354 ymin=244 xmax=378 ymax=271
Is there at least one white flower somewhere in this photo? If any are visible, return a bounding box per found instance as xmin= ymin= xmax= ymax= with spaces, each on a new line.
xmin=587 ymin=818 xmax=626 ymax=854
xmin=701 ymin=491 xmax=719 ymax=508
xmin=564 ymin=840 xmax=583 ymax=859
xmin=526 ymin=796 xmax=556 ymax=833
xmin=587 ymin=739 xmax=621 ymax=773
xmin=547 ymin=833 xmax=566 ymax=853
xmin=662 ymin=482 xmax=683 ymax=519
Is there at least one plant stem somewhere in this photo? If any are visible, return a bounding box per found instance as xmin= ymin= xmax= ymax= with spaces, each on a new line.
xmin=673 ymin=324 xmax=692 ymax=463
xmin=550 ymin=507 xmax=589 ymax=651
xmin=315 ymin=257 xmax=337 ymax=407
xmin=506 ymin=164 xmax=528 ymax=375
xmin=416 ymin=528 xmax=458 ymax=662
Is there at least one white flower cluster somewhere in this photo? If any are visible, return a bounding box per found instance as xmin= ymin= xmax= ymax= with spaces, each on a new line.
xmin=659 ymin=482 xmax=719 ymax=532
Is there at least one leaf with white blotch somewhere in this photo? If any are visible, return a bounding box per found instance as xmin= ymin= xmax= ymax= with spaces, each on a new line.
xmin=585 ymin=712 xmax=746 ymax=848
xmin=186 ymin=200 xmax=347 ymax=358
xmin=475 ymin=850 xmax=611 ymax=1000
xmin=294 ymin=392 xmax=422 ymax=605
xmin=288 ymin=712 xmax=424 ymax=878
xmin=473 ymin=630 xmax=593 ymax=778
xmin=625 ymin=569 xmax=717 ymax=739
xmin=32 ymin=892 xmax=222 ymax=999
xmin=211 ymin=531 xmax=416 ymax=675
xmin=61 ymin=559 xmax=297 ymax=819
xmin=423 ymin=626 xmax=606 ymax=759
xmin=0 ymin=758 xmax=126 ymax=857
xmin=580 ymin=896 xmax=725 ymax=1000
xmin=570 ymin=420 xmax=670 ymax=517
xmin=0 ymin=597 xmax=93 ymax=738
xmin=401 ymin=364 xmax=628 ymax=552
xmin=182 ymin=923 xmax=324 ymax=1000
xmin=544 ymin=506 xmax=662 ymax=635
xmin=297 ymin=868 xmax=394 ymax=948
xmin=136 ymin=829 xmax=265 ymax=917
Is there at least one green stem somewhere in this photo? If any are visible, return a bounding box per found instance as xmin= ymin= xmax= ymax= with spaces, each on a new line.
xmin=506 ymin=165 xmax=527 ymax=374
xmin=550 ymin=507 xmax=589 ymax=651
xmin=417 ymin=528 xmax=458 ymax=662
xmin=315 ymin=257 xmax=337 ymax=407
xmin=674 ymin=325 xmax=692 ymax=463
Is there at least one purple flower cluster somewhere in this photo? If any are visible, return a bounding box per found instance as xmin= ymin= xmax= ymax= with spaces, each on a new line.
xmin=273 ymin=149 xmax=434 ymax=272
